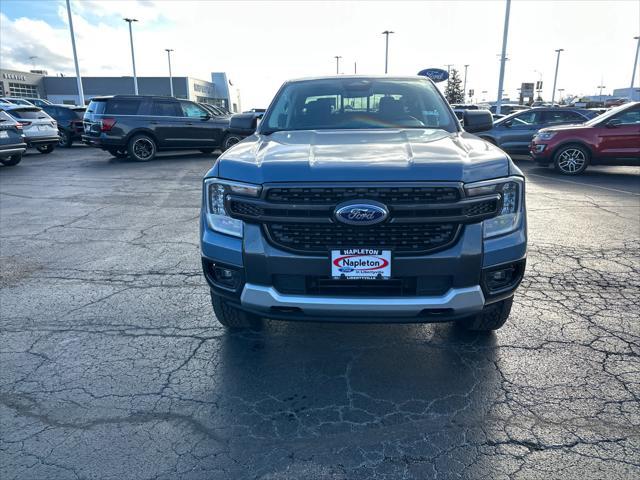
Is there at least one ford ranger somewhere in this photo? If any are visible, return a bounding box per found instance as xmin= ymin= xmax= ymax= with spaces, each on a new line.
xmin=200 ymin=76 xmax=526 ymax=331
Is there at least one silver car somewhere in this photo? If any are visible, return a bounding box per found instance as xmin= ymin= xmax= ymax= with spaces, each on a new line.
xmin=0 ymin=105 xmax=59 ymax=154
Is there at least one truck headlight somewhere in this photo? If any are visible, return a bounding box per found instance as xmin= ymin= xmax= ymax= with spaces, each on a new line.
xmin=465 ymin=176 xmax=524 ymax=239
xmin=204 ymin=178 xmax=261 ymax=238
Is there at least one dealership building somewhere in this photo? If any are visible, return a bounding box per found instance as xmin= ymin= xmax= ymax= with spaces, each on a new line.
xmin=0 ymin=68 xmax=241 ymax=112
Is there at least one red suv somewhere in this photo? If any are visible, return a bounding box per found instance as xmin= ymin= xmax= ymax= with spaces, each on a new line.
xmin=530 ymin=102 xmax=639 ymax=174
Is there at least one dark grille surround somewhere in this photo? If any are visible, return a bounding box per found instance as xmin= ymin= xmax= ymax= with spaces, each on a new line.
xmin=266 ymin=185 xmax=460 ymax=204
xmin=226 ymin=183 xmax=502 ymax=255
xmin=266 ymin=222 xmax=460 ymax=254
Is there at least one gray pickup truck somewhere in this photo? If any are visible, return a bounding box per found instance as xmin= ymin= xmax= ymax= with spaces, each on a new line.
xmin=200 ymin=76 xmax=527 ymax=331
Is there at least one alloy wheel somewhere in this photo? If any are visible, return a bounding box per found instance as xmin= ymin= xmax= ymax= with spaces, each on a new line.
xmin=556 ymin=148 xmax=586 ymax=174
xmin=133 ymin=138 xmax=154 ymax=160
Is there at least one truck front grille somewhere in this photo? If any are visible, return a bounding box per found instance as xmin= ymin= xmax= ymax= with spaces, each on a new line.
xmin=266 ymin=185 xmax=460 ymax=204
xmin=226 ymin=183 xmax=502 ymax=256
xmin=266 ymin=222 xmax=459 ymax=254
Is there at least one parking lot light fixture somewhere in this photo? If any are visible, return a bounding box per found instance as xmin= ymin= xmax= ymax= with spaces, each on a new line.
xmin=382 ymin=30 xmax=394 ymax=74
xmin=632 ymin=36 xmax=640 ymax=90
xmin=597 ymin=84 xmax=606 ymax=104
xmin=165 ymin=49 xmax=174 ymax=97
xmin=551 ymin=48 xmax=564 ymax=105
xmin=65 ymin=0 xmax=84 ymax=106
xmin=463 ymin=64 xmax=469 ymax=102
xmin=123 ymin=18 xmax=139 ymax=95
xmin=495 ymin=0 xmax=511 ymax=115
xmin=334 ymin=56 xmax=342 ymax=75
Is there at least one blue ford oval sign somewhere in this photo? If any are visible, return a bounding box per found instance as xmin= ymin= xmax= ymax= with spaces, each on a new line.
xmin=418 ymin=68 xmax=449 ymax=83
xmin=334 ymin=202 xmax=389 ymax=226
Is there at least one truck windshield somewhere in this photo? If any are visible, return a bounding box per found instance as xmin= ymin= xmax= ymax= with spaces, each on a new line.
xmin=261 ymin=78 xmax=457 ymax=133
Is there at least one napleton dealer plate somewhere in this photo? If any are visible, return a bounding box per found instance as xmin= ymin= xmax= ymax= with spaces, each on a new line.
xmin=331 ymin=249 xmax=391 ymax=279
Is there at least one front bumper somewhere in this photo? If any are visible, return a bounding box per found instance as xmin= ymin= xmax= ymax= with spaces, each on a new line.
xmin=529 ymin=141 xmax=553 ymax=162
xmin=201 ymin=216 xmax=527 ymax=322
xmin=240 ymin=283 xmax=485 ymax=320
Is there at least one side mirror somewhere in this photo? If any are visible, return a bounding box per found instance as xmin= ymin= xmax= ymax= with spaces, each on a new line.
xmin=229 ymin=113 xmax=258 ymax=135
xmin=463 ymin=110 xmax=493 ymax=133
xmin=201 ymin=113 xmax=211 ymax=121
xmin=605 ymin=118 xmax=622 ymax=128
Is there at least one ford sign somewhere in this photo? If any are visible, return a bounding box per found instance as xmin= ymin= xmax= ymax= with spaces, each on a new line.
xmin=334 ymin=202 xmax=389 ymax=226
xmin=417 ymin=68 xmax=449 ymax=83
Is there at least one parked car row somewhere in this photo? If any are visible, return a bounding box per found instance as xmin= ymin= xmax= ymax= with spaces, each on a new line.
xmin=449 ymin=101 xmax=639 ymax=175
xmin=529 ymin=102 xmax=640 ymax=174
xmin=0 ymin=96 xmax=52 ymax=108
xmin=0 ymin=103 xmax=59 ymax=155
xmin=81 ymin=95 xmax=248 ymax=161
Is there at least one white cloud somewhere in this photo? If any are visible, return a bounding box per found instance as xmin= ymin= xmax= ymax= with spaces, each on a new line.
xmin=1 ymin=0 xmax=638 ymax=108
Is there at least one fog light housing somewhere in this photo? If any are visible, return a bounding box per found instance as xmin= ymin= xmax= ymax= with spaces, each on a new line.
xmin=202 ymin=259 xmax=243 ymax=293
xmin=482 ymin=260 xmax=526 ymax=297
xmin=534 ymin=144 xmax=546 ymax=153
xmin=213 ymin=265 xmax=240 ymax=288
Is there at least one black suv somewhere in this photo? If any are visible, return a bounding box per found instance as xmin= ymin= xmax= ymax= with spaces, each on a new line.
xmin=41 ymin=104 xmax=86 ymax=147
xmin=82 ymin=96 xmax=242 ymax=161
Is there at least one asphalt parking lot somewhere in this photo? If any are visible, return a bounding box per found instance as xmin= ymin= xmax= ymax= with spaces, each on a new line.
xmin=1 ymin=146 xmax=639 ymax=480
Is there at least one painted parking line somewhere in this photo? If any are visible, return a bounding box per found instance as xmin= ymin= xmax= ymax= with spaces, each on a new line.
xmin=525 ymin=172 xmax=640 ymax=196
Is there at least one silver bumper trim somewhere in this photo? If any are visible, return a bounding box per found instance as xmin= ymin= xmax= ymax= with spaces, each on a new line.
xmin=0 ymin=147 xmax=26 ymax=158
xmin=240 ymin=283 xmax=485 ymax=317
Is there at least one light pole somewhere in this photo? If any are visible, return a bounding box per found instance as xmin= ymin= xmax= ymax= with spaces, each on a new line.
xmin=597 ymin=84 xmax=606 ymax=104
xmin=165 ymin=49 xmax=174 ymax=97
xmin=354 ymin=61 xmax=357 ymax=74
xmin=29 ymin=56 xmax=38 ymax=71
xmin=382 ymin=30 xmax=394 ymax=74
xmin=463 ymin=64 xmax=469 ymax=103
xmin=631 ymin=36 xmax=640 ymax=90
xmin=124 ymin=18 xmax=139 ymax=95
xmin=334 ymin=56 xmax=342 ymax=75
xmin=558 ymin=88 xmax=565 ymax=103
xmin=65 ymin=0 xmax=84 ymax=105
xmin=551 ymin=48 xmax=564 ymax=105
xmin=495 ymin=0 xmax=511 ymax=115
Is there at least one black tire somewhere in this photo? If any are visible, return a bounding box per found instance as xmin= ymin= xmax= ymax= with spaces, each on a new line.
xmin=553 ymin=144 xmax=590 ymax=175
xmin=221 ymin=133 xmax=242 ymax=152
xmin=107 ymin=148 xmax=128 ymax=159
xmin=58 ymin=131 xmax=73 ymax=148
xmin=200 ymin=149 xmax=214 ymax=154
xmin=127 ymin=134 xmax=156 ymax=162
xmin=36 ymin=144 xmax=55 ymax=154
xmin=458 ymin=297 xmax=513 ymax=332
xmin=0 ymin=154 xmax=22 ymax=166
xmin=211 ymin=291 xmax=262 ymax=330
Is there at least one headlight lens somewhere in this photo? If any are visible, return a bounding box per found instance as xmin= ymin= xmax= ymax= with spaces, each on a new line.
xmin=204 ymin=178 xmax=261 ymax=237
xmin=466 ymin=177 xmax=524 ymax=239
xmin=536 ymin=131 xmax=556 ymax=141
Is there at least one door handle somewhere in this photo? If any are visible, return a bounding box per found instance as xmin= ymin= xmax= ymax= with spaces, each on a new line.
xmin=150 ymin=121 xmax=159 ymax=125
xmin=186 ymin=122 xmax=193 ymax=126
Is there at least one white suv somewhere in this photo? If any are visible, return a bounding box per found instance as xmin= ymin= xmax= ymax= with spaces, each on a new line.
xmin=0 ymin=105 xmax=59 ymax=154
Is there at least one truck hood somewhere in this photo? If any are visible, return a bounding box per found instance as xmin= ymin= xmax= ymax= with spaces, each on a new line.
xmin=214 ymin=129 xmax=511 ymax=183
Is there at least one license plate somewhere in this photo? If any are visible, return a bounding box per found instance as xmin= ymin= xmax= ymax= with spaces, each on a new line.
xmin=331 ymin=249 xmax=391 ymax=279
xmin=0 ymin=131 xmax=8 ymax=138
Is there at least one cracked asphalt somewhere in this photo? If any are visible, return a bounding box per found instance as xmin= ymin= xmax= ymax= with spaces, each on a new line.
xmin=1 ymin=147 xmax=639 ymax=480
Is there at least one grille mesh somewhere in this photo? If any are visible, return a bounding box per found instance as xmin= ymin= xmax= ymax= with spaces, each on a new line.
xmin=266 ymin=186 xmax=460 ymax=204
xmin=266 ymin=223 xmax=459 ymax=254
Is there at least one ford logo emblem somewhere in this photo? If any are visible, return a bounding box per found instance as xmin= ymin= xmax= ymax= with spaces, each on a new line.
xmin=334 ymin=202 xmax=389 ymax=226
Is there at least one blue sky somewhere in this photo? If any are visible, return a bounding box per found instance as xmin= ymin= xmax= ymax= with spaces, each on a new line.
xmin=1 ymin=0 xmax=639 ymax=108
